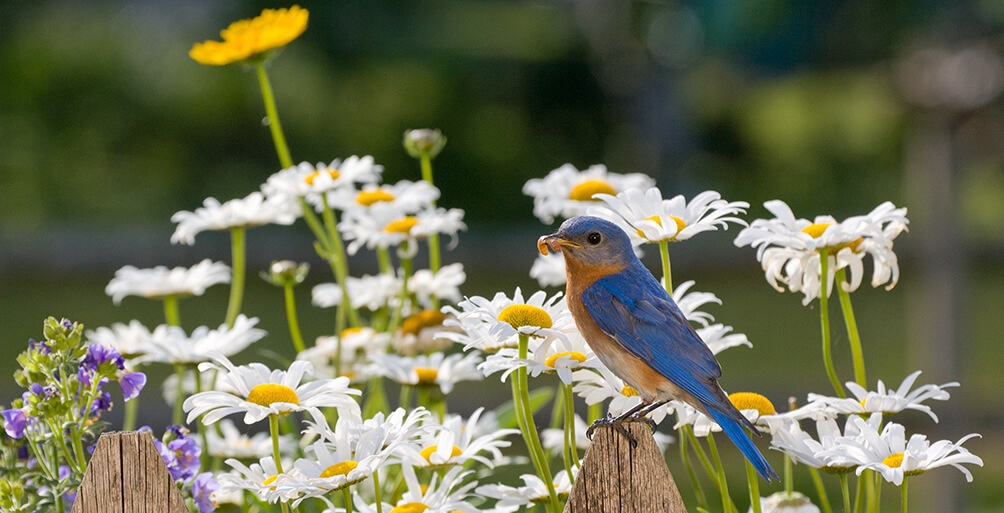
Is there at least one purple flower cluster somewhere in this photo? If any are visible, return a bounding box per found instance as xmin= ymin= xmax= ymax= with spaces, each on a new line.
xmin=77 ymin=344 xmax=147 ymax=401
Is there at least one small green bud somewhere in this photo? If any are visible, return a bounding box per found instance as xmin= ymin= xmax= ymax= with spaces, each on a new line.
xmin=261 ymin=260 xmax=310 ymax=287
xmin=403 ymin=128 xmax=447 ymax=159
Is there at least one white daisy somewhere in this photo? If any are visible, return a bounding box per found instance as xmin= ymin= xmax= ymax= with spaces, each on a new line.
xmin=590 ymin=187 xmax=748 ymax=245
xmin=338 ymin=204 xmax=415 ymax=255
xmin=409 ymin=263 xmax=466 ymax=308
xmin=217 ymin=456 xmax=298 ymax=504
xmin=476 ymin=468 xmax=578 ymax=509
xmin=750 ymin=491 xmax=821 ymax=513
xmin=479 ymin=331 xmax=600 ymax=385
xmin=822 ymin=415 xmax=982 ymax=485
xmin=105 ymin=259 xmax=230 ymax=304
xmin=297 ymin=328 xmax=390 ymax=382
xmin=262 ymin=156 xmax=383 ymax=205
xmin=734 ymin=200 xmax=908 ymax=304
xmin=770 ymin=413 xmax=883 ymax=472
xmin=277 ymin=416 xmax=399 ymax=505
xmin=523 ymin=163 xmax=656 ymax=224
xmin=399 ymin=407 xmax=517 ymax=469
xmin=206 ymin=419 xmax=295 ymax=460
xmin=312 ymin=274 xmax=401 ymax=311
xmin=340 ymin=180 xmax=440 ymax=214
xmin=350 ymin=465 xmax=481 ymax=513
xmin=337 ymin=407 xmax=432 ymax=452
xmin=439 ymin=288 xmax=575 ymax=353
xmin=170 ymin=191 xmax=300 ymax=245
xmin=673 ymin=280 xmax=723 ymax=327
xmin=394 ymin=309 xmax=456 ymax=355
xmin=806 ymin=371 xmax=958 ymax=422
xmin=131 ymin=315 xmax=266 ymax=365
xmin=365 ymin=352 xmax=483 ymax=395
xmin=161 ymin=369 xmax=239 ymax=409
xmin=183 ymin=352 xmax=360 ymax=425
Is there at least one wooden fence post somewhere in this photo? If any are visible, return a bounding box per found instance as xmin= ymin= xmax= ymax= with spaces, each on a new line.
xmin=70 ymin=431 xmax=188 ymax=513
xmin=564 ymin=420 xmax=688 ymax=512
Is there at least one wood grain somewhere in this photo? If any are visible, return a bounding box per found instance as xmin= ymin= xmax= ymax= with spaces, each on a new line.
xmin=70 ymin=431 xmax=187 ymax=513
xmin=564 ymin=420 xmax=687 ymax=513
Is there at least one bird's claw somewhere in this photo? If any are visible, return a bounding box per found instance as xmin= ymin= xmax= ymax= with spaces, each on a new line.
xmin=586 ymin=414 xmax=640 ymax=448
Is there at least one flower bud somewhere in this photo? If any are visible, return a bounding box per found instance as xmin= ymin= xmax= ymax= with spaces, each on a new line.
xmin=262 ymin=260 xmax=309 ymax=287
xmin=403 ymin=128 xmax=447 ymax=159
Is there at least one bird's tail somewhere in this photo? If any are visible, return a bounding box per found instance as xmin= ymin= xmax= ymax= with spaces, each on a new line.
xmin=707 ymin=408 xmax=779 ymax=482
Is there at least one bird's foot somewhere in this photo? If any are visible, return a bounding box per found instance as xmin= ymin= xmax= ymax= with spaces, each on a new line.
xmin=586 ymin=414 xmax=639 ymax=448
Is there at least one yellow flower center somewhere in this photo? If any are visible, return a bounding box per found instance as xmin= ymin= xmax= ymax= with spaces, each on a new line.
xmin=401 ymin=310 xmax=446 ymax=336
xmin=635 ymin=215 xmax=687 ymax=240
xmin=497 ymin=304 xmax=553 ymax=330
xmin=390 ymin=503 xmax=429 ymax=513
xmin=621 ymin=384 xmax=639 ymax=397
xmin=419 ymin=445 xmax=463 ymax=463
xmin=356 ymin=189 xmax=397 ymax=206
xmin=340 ymin=371 xmax=357 ymax=381
xmin=568 ymin=179 xmax=617 ymax=201
xmin=544 ymin=351 xmax=588 ymax=368
xmin=801 ymin=222 xmax=863 ymax=252
xmin=883 ymin=452 xmax=904 ymax=468
xmin=728 ymin=392 xmax=776 ymax=416
xmin=385 ymin=216 xmax=419 ymax=234
xmin=246 ymin=384 xmax=299 ymax=407
xmin=305 ymin=168 xmax=340 ymax=185
xmin=320 ymin=460 xmax=358 ymax=478
xmin=262 ymin=474 xmax=278 ymax=490
xmin=414 ymin=367 xmax=439 ymax=385
xmin=341 ymin=327 xmax=365 ymax=338
xmin=189 ymin=6 xmax=309 ymax=66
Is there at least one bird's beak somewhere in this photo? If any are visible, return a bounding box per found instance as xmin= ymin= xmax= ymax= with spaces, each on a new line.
xmin=537 ymin=233 xmax=581 ymax=255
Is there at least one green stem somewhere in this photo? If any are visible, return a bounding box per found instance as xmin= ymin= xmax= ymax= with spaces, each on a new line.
xmin=746 ymin=460 xmax=762 ymax=513
xmin=163 ymin=295 xmax=181 ymax=327
xmin=872 ymin=472 xmax=882 ymax=513
xmin=707 ymin=434 xmax=735 ymax=513
xmin=784 ymin=454 xmax=794 ymax=496
xmin=835 ymin=268 xmax=867 ymax=388
xmin=841 ymin=473 xmax=852 ymax=513
xmin=809 ymin=467 xmax=834 ymax=513
xmin=514 ymin=334 xmax=560 ymax=513
xmin=854 ymin=473 xmax=865 ymax=513
xmin=376 ymin=246 xmax=393 ymax=275
xmin=254 ymin=61 xmax=292 ymax=169
xmin=320 ymin=195 xmax=360 ymax=328
xmin=225 ymin=226 xmax=246 ymax=328
xmin=123 ymin=395 xmax=138 ymax=431
xmin=343 ymin=487 xmax=353 ymax=513
xmin=195 ymin=367 xmax=210 ymax=472
xmin=819 ymin=249 xmax=846 ymax=398
xmin=562 ymin=383 xmax=577 ymax=481
xmin=386 ymin=251 xmax=413 ymax=334
xmin=686 ymin=427 xmax=721 ymax=489
xmin=269 ymin=415 xmax=284 ymax=474
xmin=283 ymin=283 xmax=306 ymax=353
xmin=679 ymin=425 xmax=709 ymax=511
xmin=900 ymin=477 xmax=907 ymax=513
xmin=363 ymin=377 xmax=390 ymax=418
xmin=587 ymin=402 xmax=602 ymax=423
xmin=172 ymin=363 xmax=185 ymax=425
xmin=373 ymin=470 xmax=383 ymax=513
xmin=659 ymin=240 xmax=673 ymax=295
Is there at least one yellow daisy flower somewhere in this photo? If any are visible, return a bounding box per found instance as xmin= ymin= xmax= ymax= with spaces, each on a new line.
xmin=190 ymin=5 xmax=309 ymax=66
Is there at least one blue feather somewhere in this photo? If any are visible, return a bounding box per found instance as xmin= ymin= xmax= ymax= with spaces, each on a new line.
xmin=708 ymin=408 xmax=779 ymax=481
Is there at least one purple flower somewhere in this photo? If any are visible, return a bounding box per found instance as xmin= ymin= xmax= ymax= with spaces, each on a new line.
xmin=90 ymin=392 xmax=113 ymax=414
xmin=166 ymin=437 xmax=201 ymax=481
xmin=28 ymin=338 xmax=51 ymax=355
xmin=2 ymin=409 xmax=27 ymax=439
xmin=119 ymin=372 xmax=146 ymax=401
xmin=192 ymin=472 xmax=218 ymax=513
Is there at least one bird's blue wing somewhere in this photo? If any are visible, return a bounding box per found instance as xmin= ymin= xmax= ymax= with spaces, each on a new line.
xmin=581 ymin=264 xmax=724 ymax=408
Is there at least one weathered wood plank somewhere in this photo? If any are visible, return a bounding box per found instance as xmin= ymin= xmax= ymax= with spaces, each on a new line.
xmin=564 ymin=420 xmax=688 ymax=513
xmin=71 ymin=431 xmax=187 ymax=513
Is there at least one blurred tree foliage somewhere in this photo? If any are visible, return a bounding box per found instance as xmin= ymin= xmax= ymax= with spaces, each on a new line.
xmin=0 ymin=0 xmax=1001 ymax=231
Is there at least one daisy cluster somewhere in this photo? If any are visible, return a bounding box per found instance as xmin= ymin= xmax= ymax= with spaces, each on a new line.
xmin=0 ymin=5 xmax=984 ymax=513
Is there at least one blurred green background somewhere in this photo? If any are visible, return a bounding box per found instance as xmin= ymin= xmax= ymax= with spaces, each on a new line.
xmin=1 ymin=0 xmax=1003 ymax=511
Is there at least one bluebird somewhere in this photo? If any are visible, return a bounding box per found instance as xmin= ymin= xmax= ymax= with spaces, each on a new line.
xmin=539 ymin=215 xmax=778 ymax=481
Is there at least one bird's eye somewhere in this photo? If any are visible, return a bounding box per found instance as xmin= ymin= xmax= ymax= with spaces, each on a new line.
xmin=587 ymin=232 xmax=602 ymax=245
